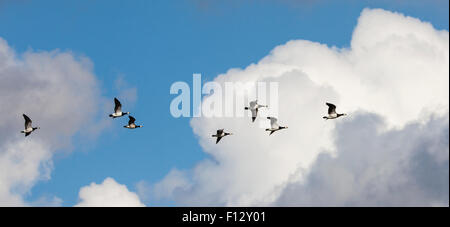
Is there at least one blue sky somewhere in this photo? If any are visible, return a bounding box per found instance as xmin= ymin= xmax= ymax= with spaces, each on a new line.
xmin=0 ymin=0 xmax=448 ymax=206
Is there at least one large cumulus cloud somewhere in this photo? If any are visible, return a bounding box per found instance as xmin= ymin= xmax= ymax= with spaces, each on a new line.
xmin=275 ymin=113 xmax=449 ymax=206
xmin=0 ymin=38 xmax=104 ymax=206
xmin=151 ymin=8 xmax=449 ymax=206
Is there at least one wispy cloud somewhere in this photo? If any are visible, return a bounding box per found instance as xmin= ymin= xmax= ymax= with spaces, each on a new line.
xmin=114 ymin=75 xmax=138 ymax=109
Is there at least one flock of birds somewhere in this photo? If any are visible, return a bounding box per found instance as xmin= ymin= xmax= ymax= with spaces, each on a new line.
xmin=109 ymin=97 xmax=143 ymax=129
xmin=20 ymin=97 xmax=143 ymax=137
xmin=20 ymin=98 xmax=347 ymax=144
xmin=211 ymin=101 xmax=347 ymax=144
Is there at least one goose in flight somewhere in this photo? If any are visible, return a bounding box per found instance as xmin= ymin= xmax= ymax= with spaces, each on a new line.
xmin=211 ymin=129 xmax=233 ymax=144
xmin=244 ymin=100 xmax=268 ymax=122
xmin=109 ymin=97 xmax=129 ymax=118
xmin=21 ymin=114 xmax=39 ymax=137
xmin=124 ymin=116 xmax=143 ymax=129
xmin=265 ymin=117 xmax=288 ymax=135
xmin=323 ymin=102 xmax=347 ymax=120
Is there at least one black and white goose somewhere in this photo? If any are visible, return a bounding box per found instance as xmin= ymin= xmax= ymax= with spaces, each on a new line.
xmin=211 ymin=129 xmax=233 ymax=144
xmin=109 ymin=97 xmax=129 ymax=118
xmin=124 ymin=116 xmax=143 ymax=129
xmin=265 ymin=117 xmax=288 ymax=135
xmin=21 ymin=114 xmax=39 ymax=137
xmin=244 ymin=100 xmax=268 ymax=122
xmin=323 ymin=102 xmax=347 ymax=120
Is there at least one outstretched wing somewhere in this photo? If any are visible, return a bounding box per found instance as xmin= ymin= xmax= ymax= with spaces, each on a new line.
xmin=128 ymin=116 xmax=136 ymax=125
xmin=23 ymin=114 xmax=32 ymax=129
xmin=268 ymin=117 xmax=279 ymax=129
xmin=326 ymin=102 xmax=336 ymax=115
xmin=114 ymin=98 xmax=122 ymax=113
xmin=216 ymin=136 xmax=222 ymax=144
xmin=25 ymin=132 xmax=31 ymax=137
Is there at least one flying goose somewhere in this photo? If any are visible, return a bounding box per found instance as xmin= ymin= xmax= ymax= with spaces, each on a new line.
xmin=21 ymin=114 xmax=39 ymax=137
xmin=109 ymin=97 xmax=129 ymax=118
xmin=244 ymin=100 xmax=268 ymax=122
xmin=323 ymin=102 xmax=347 ymax=120
xmin=124 ymin=116 xmax=143 ymax=129
xmin=265 ymin=117 xmax=288 ymax=135
xmin=211 ymin=129 xmax=233 ymax=144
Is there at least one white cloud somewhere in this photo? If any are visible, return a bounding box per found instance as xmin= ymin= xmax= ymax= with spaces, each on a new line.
xmin=75 ymin=177 xmax=145 ymax=207
xmin=0 ymin=139 xmax=52 ymax=206
xmin=152 ymin=8 xmax=449 ymax=206
xmin=0 ymin=37 xmax=105 ymax=206
xmin=275 ymin=113 xmax=449 ymax=206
